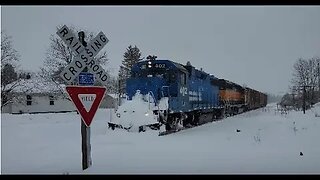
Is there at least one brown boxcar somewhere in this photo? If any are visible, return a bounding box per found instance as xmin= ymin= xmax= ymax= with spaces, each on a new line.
xmin=245 ymin=87 xmax=267 ymax=110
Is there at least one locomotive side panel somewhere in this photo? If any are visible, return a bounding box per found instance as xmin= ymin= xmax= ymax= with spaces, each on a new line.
xmin=185 ymin=66 xmax=220 ymax=113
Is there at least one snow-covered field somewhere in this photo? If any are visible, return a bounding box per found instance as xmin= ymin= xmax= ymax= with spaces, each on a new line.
xmin=1 ymin=103 xmax=320 ymax=174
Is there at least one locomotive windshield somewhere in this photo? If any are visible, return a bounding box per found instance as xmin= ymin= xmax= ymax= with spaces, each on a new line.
xmin=132 ymin=68 xmax=166 ymax=78
xmin=131 ymin=63 xmax=176 ymax=82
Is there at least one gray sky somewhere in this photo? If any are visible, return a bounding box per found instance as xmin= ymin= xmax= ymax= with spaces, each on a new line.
xmin=1 ymin=6 xmax=320 ymax=95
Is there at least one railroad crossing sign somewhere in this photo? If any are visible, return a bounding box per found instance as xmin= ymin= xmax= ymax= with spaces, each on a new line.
xmin=56 ymin=25 xmax=109 ymax=171
xmin=66 ymin=86 xmax=106 ymax=127
xmin=56 ymin=25 xmax=109 ymax=85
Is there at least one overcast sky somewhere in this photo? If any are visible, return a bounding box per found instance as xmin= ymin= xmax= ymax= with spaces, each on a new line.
xmin=1 ymin=6 xmax=320 ymax=95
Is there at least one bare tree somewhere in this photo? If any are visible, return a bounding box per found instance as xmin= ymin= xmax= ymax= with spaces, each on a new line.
xmin=1 ymin=32 xmax=20 ymax=108
xmin=291 ymin=57 xmax=320 ymax=107
xmin=1 ymin=32 xmax=37 ymax=109
xmin=314 ymin=57 xmax=320 ymax=102
xmin=308 ymin=57 xmax=320 ymax=103
xmin=1 ymin=31 xmax=20 ymax=68
xmin=105 ymin=75 xmax=118 ymax=94
xmin=292 ymin=58 xmax=309 ymax=87
xmin=40 ymin=24 xmax=110 ymax=96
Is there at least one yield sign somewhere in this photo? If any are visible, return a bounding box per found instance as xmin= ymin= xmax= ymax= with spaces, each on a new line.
xmin=66 ymin=86 xmax=106 ymax=127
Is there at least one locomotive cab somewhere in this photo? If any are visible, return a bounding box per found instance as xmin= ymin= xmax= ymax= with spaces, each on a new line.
xmin=126 ymin=60 xmax=188 ymax=103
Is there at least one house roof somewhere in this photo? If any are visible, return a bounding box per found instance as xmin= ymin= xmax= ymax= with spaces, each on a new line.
xmin=4 ymin=76 xmax=66 ymax=94
xmin=5 ymin=75 xmax=118 ymax=98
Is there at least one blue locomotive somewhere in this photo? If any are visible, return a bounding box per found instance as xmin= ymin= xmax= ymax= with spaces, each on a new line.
xmin=110 ymin=58 xmax=267 ymax=133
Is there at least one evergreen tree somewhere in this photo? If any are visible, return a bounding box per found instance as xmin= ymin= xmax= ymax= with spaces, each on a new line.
xmin=118 ymin=45 xmax=142 ymax=94
xmin=1 ymin=64 xmax=18 ymax=87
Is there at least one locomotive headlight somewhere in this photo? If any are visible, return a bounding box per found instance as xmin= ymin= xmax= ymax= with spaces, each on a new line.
xmin=148 ymin=65 xmax=152 ymax=68
xmin=148 ymin=61 xmax=152 ymax=64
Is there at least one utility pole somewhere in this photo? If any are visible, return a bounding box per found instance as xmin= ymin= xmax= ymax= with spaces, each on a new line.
xmin=291 ymin=87 xmax=295 ymax=107
xmin=118 ymin=79 xmax=121 ymax=106
xmin=303 ymin=86 xmax=306 ymax=114
xmin=301 ymin=85 xmax=312 ymax=114
xmin=291 ymin=93 xmax=295 ymax=107
xmin=318 ymin=60 xmax=320 ymax=98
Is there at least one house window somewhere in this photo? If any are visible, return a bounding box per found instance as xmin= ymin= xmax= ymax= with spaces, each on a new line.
xmin=49 ymin=95 xmax=54 ymax=105
xmin=26 ymin=95 xmax=32 ymax=106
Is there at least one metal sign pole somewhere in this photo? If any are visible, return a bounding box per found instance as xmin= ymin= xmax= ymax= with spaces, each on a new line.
xmin=81 ymin=120 xmax=91 ymax=170
xmin=78 ymin=31 xmax=92 ymax=170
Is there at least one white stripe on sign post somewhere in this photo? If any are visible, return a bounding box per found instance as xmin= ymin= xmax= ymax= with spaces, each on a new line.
xmin=57 ymin=25 xmax=109 ymax=84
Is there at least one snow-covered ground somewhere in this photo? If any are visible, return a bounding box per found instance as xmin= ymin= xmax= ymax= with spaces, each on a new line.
xmin=1 ymin=103 xmax=320 ymax=174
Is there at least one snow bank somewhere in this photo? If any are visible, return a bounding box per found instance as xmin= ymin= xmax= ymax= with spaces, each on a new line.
xmin=109 ymin=91 xmax=167 ymax=130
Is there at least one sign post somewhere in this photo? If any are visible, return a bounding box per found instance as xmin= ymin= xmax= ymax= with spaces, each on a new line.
xmin=78 ymin=31 xmax=92 ymax=170
xmin=56 ymin=26 xmax=109 ymax=171
xmin=81 ymin=117 xmax=91 ymax=170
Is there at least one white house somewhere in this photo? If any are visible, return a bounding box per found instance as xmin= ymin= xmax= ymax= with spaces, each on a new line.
xmin=1 ymin=76 xmax=117 ymax=114
xmin=1 ymin=77 xmax=76 ymax=114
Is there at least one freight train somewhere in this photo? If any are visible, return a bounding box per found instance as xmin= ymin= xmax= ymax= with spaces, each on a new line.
xmin=109 ymin=59 xmax=267 ymax=134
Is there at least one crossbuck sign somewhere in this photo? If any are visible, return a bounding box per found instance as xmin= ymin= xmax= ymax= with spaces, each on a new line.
xmin=56 ymin=25 xmax=109 ymax=85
